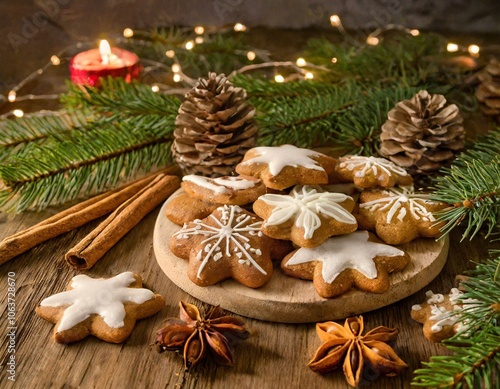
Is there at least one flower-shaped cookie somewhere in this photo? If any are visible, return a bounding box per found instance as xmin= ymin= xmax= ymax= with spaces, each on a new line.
xmin=36 ymin=272 xmax=165 ymax=343
xmin=334 ymin=155 xmax=413 ymax=188
xmin=354 ymin=186 xmax=448 ymax=244
xmin=170 ymin=205 xmax=274 ymax=288
xmin=281 ymin=230 xmax=410 ymax=298
xmin=253 ymin=185 xmax=357 ymax=248
xmin=235 ymin=144 xmax=337 ymax=190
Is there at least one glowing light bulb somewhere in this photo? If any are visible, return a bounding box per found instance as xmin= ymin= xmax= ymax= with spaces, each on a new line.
xmin=171 ymin=64 xmax=181 ymax=73
xmin=185 ymin=40 xmax=194 ymax=50
xmin=50 ymin=55 xmax=61 ymax=66
xmin=123 ymin=28 xmax=134 ymax=38
xmin=330 ymin=14 xmax=341 ymax=27
xmin=296 ymin=57 xmax=307 ymax=67
xmin=331 ymin=57 xmax=338 ymax=63
xmin=468 ymin=44 xmax=480 ymax=56
xmin=447 ymin=43 xmax=459 ymax=52
xmin=234 ymin=23 xmax=247 ymax=32
xmin=274 ymin=74 xmax=285 ymax=83
xmin=195 ymin=37 xmax=204 ymax=44
xmin=151 ymin=84 xmax=160 ymax=93
xmin=246 ymin=51 xmax=256 ymax=61
xmin=165 ymin=50 xmax=175 ymax=58
xmin=8 ymin=91 xmax=16 ymax=102
xmin=173 ymin=74 xmax=182 ymax=82
xmin=410 ymin=29 xmax=420 ymax=36
xmin=305 ymin=72 xmax=314 ymax=79
xmin=194 ymin=26 xmax=204 ymax=35
xmin=13 ymin=109 xmax=24 ymax=118
xmin=366 ymin=36 xmax=379 ymax=46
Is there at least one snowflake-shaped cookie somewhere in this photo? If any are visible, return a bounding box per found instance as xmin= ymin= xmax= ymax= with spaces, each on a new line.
xmin=36 ymin=272 xmax=165 ymax=343
xmin=235 ymin=144 xmax=337 ymax=190
xmin=281 ymin=230 xmax=410 ymax=298
xmin=354 ymin=186 xmax=448 ymax=244
xmin=335 ymin=155 xmax=413 ymax=188
xmin=170 ymin=205 xmax=274 ymax=288
xmin=253 ymin=185 xmax=357 ymax=248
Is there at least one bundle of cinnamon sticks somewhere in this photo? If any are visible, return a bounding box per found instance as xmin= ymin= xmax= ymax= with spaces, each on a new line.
xmin=0 ymin=172 xmax=180 ymax=270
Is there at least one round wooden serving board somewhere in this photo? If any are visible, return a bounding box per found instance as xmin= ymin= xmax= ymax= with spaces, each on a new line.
xmin=153 ymin=190 xmax=449 ymax=323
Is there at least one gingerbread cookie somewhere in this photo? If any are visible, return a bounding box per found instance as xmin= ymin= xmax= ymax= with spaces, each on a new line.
xmin=170 ymin=205 xmax=274 ymax=288
xmin=235 ymin=144 xmax=337 ymax=190
xmin=411 ymin=288 xmax=464 ymax=342
xmin=181 ymin=174 xmax=266 ymax=205
xmin=281 ymin=230 xmax=410 ymax=298
xmin=36 ymin=272 xmax=165 ymax=344
xmin=354 ymin=186 xmax=448 ymax=244
xmin=253 ymin=185 xmax=357 ymax=248
xmin=165 ymin=192 xmax=220 ymax=225
xmin=334 ymin=155 xmax=413 ymax=188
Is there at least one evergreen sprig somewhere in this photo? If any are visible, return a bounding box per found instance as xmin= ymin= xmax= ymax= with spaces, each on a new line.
xmin=431 ymin=129 xmax=500 ymax=240
xmin=412 ymin=252 xmax=500 ymax=388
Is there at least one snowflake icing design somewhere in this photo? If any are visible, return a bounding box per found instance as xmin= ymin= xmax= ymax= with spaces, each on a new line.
xmin=359 ymin=186 xmax=437 ymax=223
xmin=339 ymin=155 xmax=409 ymax=179
xmin=40 ymin=272 xmax=156 ymax=332
xmin=259 ymin=185 xmax=356 ymax=239
xmin=175 ymin=205 xmax=266 ymax=278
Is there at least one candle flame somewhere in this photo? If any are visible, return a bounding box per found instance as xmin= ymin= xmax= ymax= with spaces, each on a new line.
xmin=99 ymin=40 xmax=112 ymax=65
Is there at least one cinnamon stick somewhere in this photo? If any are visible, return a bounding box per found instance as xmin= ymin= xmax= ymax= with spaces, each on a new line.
xmin=65 ymin=174 xmax=180 ymax=270
xmin=0 ymin=173 xmax=164 ymax=265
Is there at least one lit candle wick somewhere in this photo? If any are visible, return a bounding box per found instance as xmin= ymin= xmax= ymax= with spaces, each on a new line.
xmin=100 ymin=40 xmax=112 ymax=65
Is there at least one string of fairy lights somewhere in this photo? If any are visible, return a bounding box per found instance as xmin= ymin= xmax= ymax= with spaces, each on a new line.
xmin=0 ymin=14 xmax=489 ymax=120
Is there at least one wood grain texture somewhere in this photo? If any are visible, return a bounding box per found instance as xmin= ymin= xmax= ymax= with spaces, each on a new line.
xmin=154 ymin=191 xmax=449 ymax=323
xmin=0 ymin=201 xmax=492 ymax=389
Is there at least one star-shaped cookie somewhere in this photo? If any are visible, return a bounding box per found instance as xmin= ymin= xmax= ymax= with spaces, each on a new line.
xmin=36 ymin=272 xmax=165 ymax=343
xmin=235 ymin=144 xmax=337 ymax=190
xmin=170 ymin=205 xmax=275 ymax=288
xmin=281 ymin=230 xmax=410 ymax=298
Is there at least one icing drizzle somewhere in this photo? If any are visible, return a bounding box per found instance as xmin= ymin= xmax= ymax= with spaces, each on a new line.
xmin=258 ymin=185 xmax=356 ymax=239
xmin=359 ymin=186 xmax=437 ymax=223
xmin=339 ymin=155 xmax=408 ymax=179
xmin=240 ymin=144 xmax=325 ymax=175
xmin=40 ymin=272 xmax=156 ymax=332
xmin=183 ymin=175 xmax=257 ymax=194
xmin=286 ymin=230 xmax=405 ymax=283
xmin=175 ymin=205 xmax=267 ymax=278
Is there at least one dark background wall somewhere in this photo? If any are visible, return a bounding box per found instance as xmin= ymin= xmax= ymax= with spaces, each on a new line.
xmin=1 ymin=0 xmax=499 ymax=89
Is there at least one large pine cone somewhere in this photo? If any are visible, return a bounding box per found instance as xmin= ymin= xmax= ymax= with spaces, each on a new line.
xmin=172 ymin=72 xmax=258 ymax=176
xmin=379 ymin=90 xmax=465 ymax=174
xmin=476 ymin=58 xmax=500 ymax=118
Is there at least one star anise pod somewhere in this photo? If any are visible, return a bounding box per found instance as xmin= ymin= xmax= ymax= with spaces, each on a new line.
xmin=308 ymin=316 xmax=407 ymax=387
xmin=155 ymin=301 xmax=250 ymax=370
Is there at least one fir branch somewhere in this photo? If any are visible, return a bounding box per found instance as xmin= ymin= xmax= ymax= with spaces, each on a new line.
xmin=432 ymin=129 xmax=500 ymax=240
xmin=412 ymin=253 xmax=500 ymax=388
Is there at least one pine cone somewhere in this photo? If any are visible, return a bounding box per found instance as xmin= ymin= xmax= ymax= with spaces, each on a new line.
xmin=172 ymin=72 xmax=258 ymax=176
xmin=379 ymin=90 xmax=465 ymax=174
xmin=476 ymin=58 xmax=500 ymax=118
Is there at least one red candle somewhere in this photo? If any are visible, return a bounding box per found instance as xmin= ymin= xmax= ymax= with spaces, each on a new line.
xmin=69 ymin=40 xmax=140 ymax=87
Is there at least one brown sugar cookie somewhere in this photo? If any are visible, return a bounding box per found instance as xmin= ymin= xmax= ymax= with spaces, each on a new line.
xmin=281 ymin=230 xmax=410 ymax=298
xmin=165 ymin=192 xmax=219 ymax=225
xmin=354 ymin=186 xmax=448 ymax=245
xmin=411 ymin=288 xmax=466 ymax=342
xmin=253 ymin=185 xmax=357 ymax=248
xmin=36 ymin=272 xmax=165 ymax=344
xmin=334 ymin=155 xmax=413 ymax=188
xmin=235 ymin=144 xmax=337 ymax=190
xmin=170 ymin=205 xmax=274 ymax=288
xmin=181 ymin=174 xmax=266 ymax=205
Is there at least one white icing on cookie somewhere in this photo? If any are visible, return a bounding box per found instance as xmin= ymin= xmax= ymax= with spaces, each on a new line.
xmin=429 ymin=305 xmax=458 ymax=333
xmin=40 ymin=272 xmax=156 ymax=332
xmin=359 ymin=186 xmax=437 ymax=223
xmin=174 ymin=205 xmax=267 ymax=278
xmin=412 ymin=304 xmax=422 ymax=311
xmin=339 ymin=155 xmax=409 ymax=179
xmin=183 ymin=175 xmax=257 ymax=194
xmin=258 ymin=185 xmax=356 ymax=239
xmin=426 ymin=290 xmax=445 ymax=304
xmin=285 ymin=230 xmax=405 ymax=283
xmin=240 ymin=144 xmax=325 ymax=176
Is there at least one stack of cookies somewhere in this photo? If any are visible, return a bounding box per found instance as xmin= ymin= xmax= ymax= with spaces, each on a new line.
xmin=166 ymin=144 xmax=449 ymax=298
